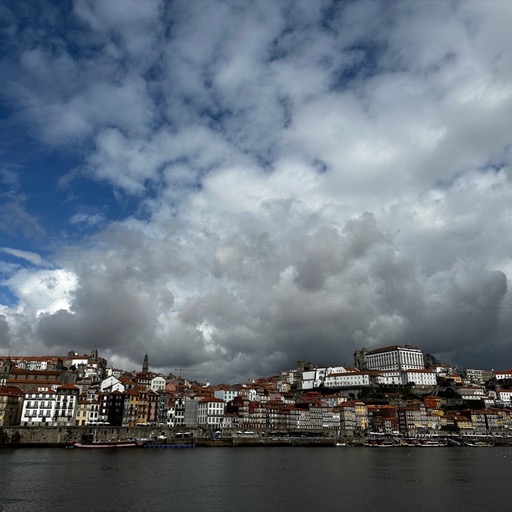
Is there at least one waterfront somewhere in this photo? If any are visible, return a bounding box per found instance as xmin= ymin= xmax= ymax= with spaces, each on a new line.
xmin=1 ymin=447 xmax=511 ymax=512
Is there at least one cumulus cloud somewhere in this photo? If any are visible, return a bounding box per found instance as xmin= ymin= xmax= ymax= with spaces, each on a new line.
xmin=0 ymin=1 xmax=512 ymax=382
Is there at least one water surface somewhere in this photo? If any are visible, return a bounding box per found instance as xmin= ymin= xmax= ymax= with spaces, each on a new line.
xmin=1 ymin=446 xmax=510 ymax=512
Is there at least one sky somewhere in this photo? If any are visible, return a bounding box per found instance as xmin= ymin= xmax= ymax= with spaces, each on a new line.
xmin=1 ymin=0 xmax=512 ymax=384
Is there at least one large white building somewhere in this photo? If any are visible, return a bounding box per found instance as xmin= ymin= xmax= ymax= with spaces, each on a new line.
xmin=197 ymin=397 xmax=225 ymax=429
xmin=401 ymin=369 xmax=437 ymax=386
xmin=323 ymin=370 xmax=371 ymax=388
xmin=356 ymin=345 xmax=425 ymax=371
xmin=374 ymin=369 xmax=437 ymax=386
xmin=20 ymin=387 xmax=56 ymax=426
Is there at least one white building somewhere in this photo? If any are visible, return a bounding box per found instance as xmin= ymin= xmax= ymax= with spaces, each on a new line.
xmin=214 ymin=387 xmax=242 ymax=402
xmin=150 ymin=376 xmax=166 ymax=392
xmin=497 ymin=390 xmax=512 ymax=404
xmin=100 ymin=376 xmax=125 ymax=393
xmin=495 ymin=369 xmax=512 ymax=381
xmin=401 ymin=369 xmax=437 ymax=386
xmin=374 ymin=371 xmax=403 ymax=386
xmin=302 ymin=366 xmax=370 ymax=389
xmin=54 ymin=384 xmax=80 ymax=426
xmin=20 ymin=387 xmax=57 ymax=426
xmin=301 ymin=366 xmax=350 ymax=389
xmin=459 ymin=385 xmax=487 ymax=401
xmin=197 ymin=397 xmax=225 ymax=429
xmin=363 ymin=345 xmax=425 ymax=371
xmin=323 ymin=371 xmax=371 ymax=388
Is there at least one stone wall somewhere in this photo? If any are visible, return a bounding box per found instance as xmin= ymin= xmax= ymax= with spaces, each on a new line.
xmin=0 ymin=426 xmax=181 ymax=447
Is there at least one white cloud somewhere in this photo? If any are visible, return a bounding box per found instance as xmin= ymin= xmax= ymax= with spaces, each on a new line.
xmin=6 ymin=269 xmax=78 ymax=316
xmin=1 ymin=1 xmax=512 ymax=381
xmin=0 ymin=247 xmax=49 ymax=267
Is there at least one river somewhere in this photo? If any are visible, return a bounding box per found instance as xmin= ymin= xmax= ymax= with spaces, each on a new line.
xmin=1 ymin=446 xmax=510 ymax=512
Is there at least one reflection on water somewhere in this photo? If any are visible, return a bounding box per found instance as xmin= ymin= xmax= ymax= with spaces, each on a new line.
xmin=1 ymin=447 xmax=511 ymax=512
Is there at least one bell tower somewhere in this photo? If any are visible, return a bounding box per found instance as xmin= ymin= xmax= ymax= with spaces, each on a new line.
xmin=142 ymin=353 xmax=149 ymax=373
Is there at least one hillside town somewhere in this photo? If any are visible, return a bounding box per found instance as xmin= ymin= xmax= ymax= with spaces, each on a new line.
xmin=1 ymin=344 xmax=512 ymax=442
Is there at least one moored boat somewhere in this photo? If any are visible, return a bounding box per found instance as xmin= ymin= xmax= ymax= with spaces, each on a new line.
xmin=70 ymin=439 xmax=143 ymax=449
xmin=418 ymin=439 xmax=447 ymax=447
xmin=464 ymin=441 xmax=495 ymax=447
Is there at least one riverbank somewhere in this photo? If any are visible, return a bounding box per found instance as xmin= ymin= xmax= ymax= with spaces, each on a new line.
xmin=0 ymin=426 xmax=339 ymax=448
xmin=2 ymin=426 xmax=512 ymax=448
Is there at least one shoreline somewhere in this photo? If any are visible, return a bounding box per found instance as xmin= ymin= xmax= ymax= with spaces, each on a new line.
xmin=2 ymin=426 xmax=512 ymax=448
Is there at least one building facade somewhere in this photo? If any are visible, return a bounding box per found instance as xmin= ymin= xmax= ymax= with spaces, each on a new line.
xmin=357 ymin=345 xmax=425 ymax=372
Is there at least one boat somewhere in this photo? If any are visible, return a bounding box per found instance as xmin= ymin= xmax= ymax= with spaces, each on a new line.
xmin=464 ymin=441 xmax=495 ymax=447
xmin=402 ymin=438 xmax=447 ymax=447
xmin=376 ymin=440 xmax=397 ymax=447
xmin=418 ymin=439 xmax=448 ymax=447
xmin=335 ymin=442 xmax=347 ymax=447
xmin=366 ymin=439 xmax=397 ymax=447
xmin=70 ymin=439 xmax=143 ymax=449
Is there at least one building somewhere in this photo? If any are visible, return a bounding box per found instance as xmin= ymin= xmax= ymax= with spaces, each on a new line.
xmin=372 ymin=371 xmax=403 ymax=386
xmin=367 ymin=405 xmax=399 ymax=435
xmin=301 ymin=366 xmax=370 ymax=390
xmin=0 ymin=385 xmax=24 ymax=426
xmin=355 ymin=345 xmax=425 ymax=372
xmin=398 ymin=403 xmax=425 ymax=436
xmin=335 ymin=401 xmax=368 ymax=435
xmin=401 ymin=369 xmax=437 ymax=386
xmin=20 ymin=387 xmax=57 ymax=426
xmin=495 ymin=369 xmax=512 ymax=381
xmin=497 ymin=390 xmax=512 ymax=405
xmin=198 ymin=397 xmax=225 ymax=430
xmin=214 ymin=386 xmax=243 ymax=403
xmin=323 ymin=370 xmax=371 ymax=388
xmin=459 ymin=385 xmax=488 ymax=401
xmin=106 ymin=391 xmax=126 ymax=426
xmin=6 ymin=368 xmax=77 ymax=392
xmin=75 ymin=395 xmax=100 ymax=426
xmin=64 ymin=349 xmax=107 ymax=382
xmin=54 ymin=384 xmax=80 ymax=426
xmin=123 ymin=389 xmax=140 ymax=426
xmin=100 ymin=376 xmax=125 ymax=393
xmin=1 ymin=356 xmax=64 ymax=371
xmin=465 ymin=368 xmax=493 ymax=385
xmin=150 ymin=376 xmax=166 ymax=393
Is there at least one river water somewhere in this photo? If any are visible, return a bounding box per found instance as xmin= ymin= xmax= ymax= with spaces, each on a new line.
xmin=1 ymin=446 xmax=511 ymax=512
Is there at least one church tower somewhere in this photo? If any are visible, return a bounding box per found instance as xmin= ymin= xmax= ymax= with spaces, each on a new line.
xmin=142 ymin=353 xmax=149 ymax=373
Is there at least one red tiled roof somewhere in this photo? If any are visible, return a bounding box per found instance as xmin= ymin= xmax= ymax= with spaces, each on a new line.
xmin=57 ymin=383 xmax=79 ymax=390
xmin=11 ymin=368 xmax=64 ymax=375
xmin=199 ymin=397 xmax=225 ymax=403
xmin=0 ymin=385 xmax=23 ymax=396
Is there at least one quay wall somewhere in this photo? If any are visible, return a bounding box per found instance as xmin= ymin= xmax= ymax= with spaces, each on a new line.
xmin=0 ymin=426 xmax=189 ymax=447
xmin=3 ymin=427 xmax=510 ymax=448
xmin=0 ymin=427 xmax=337 ymax=447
